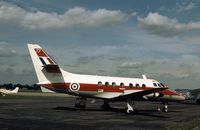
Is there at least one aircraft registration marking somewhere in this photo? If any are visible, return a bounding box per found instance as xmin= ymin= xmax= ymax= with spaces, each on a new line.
xmin=98 ymin=89 xmax=104 ymax=93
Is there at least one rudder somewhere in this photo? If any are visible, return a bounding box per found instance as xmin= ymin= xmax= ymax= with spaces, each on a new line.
xmin=27 ymin=44 xmax=62 ymax=84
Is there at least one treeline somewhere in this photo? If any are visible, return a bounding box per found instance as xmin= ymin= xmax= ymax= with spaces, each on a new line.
xmin=175 ymin=88 xmax=200 ymax=97
xmin=0 ymin=83 xmax=40 ymax=90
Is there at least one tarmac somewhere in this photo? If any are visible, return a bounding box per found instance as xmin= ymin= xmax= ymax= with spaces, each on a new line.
xmin=0 ymin=92 xmax=200 ymax=130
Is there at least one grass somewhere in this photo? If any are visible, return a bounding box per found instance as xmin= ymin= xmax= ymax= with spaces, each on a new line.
xmin=166 ymin=118 xmax=200 ymax=130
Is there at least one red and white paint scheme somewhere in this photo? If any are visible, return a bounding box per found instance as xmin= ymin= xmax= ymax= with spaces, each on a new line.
xmin=28 ymin=44 xmax=185 ymax=114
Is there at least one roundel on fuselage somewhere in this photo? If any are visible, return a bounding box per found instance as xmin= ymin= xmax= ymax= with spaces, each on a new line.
xmin=69 ymin=83 xmax=80 ymax=91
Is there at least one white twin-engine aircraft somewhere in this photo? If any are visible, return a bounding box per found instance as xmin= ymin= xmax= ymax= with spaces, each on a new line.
xmin=28 ymin=44 xmax=185 ymax=114
xmin=0 ymin=87 xmax=19 ymax=96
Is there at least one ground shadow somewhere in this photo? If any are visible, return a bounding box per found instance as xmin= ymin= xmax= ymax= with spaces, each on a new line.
xmin=53 ymin=106 xmax=168 ymax=118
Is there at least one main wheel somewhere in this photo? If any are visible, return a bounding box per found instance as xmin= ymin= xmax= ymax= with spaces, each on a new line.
xmin=102 ymin=102 xmax=111 ymax=110
xmin=125 ymin=108 xmax=134 ymax=114
xmin=75 ymin=103 xmax=86 ymax=109
xmin=196 ymin=99 xmax=200 ymax=104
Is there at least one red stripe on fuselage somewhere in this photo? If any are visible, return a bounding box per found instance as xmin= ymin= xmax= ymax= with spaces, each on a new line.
xmin=40 ymin=83 xmax=160 ymax=93
xmin=161 ymin=89 xmax=179 ymax=96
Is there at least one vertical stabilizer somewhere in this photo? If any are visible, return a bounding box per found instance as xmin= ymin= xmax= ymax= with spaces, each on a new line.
xmin=27 ymin=44 xmax=63 ymax=84
xmin=12 ymin=87 xmax=19 ymax=93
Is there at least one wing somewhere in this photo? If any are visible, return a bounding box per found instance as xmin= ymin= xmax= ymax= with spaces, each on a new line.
xmin=109 ymin=87 xmax=168 ymax=101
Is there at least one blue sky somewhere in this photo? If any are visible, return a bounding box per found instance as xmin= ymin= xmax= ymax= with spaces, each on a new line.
xmin=0 ymin=0 xmax=200 ymax=89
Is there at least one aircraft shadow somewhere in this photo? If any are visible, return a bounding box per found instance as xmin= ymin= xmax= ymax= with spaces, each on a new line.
xmin=53 ymin=106 xmax=168 ymax=118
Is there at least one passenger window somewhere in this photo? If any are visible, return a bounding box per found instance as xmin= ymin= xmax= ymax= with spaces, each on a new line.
xmin=142 ymin=84 xmax=146 ymax=88
xmin=98 ymin=81 xmax=102 ymax=86
xmin=153 ymin=83 xmax=157 ymax=87
xmin=120 ymin=83 xmax=124 ymax=87
xmin=112 ymin=82 xmax=116 ymax=87
xmin=135 ymin=84 xmax=140 ymax=87
xmin=129 ymin=83 xmax=133 ymax=88
xmin=105 ymin=82 xmax=109 ymax=87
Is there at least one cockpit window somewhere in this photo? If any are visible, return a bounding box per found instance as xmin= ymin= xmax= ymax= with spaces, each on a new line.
xmin=160 ymin=83 xmax=165 ymax=87
xmin=157 ymin=83 xmax=161 ymax=87
xmin=153 ymin=83 xmax=157 ymax=87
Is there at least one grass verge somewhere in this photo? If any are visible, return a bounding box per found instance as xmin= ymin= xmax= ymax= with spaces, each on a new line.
xmin=166 ymin=118 xmax=200 ymax=130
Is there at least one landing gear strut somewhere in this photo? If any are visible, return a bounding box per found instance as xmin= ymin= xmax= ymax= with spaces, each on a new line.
xmin=102 ymin=100 xmax=111 ymax=110
xmin=74 ymin=97 xmax=87 ymax=109
xmin=126 ymin=98 xmax=134 ymax=114
xmin=162 ymin=102 xmax=168 ymax=112
xmin=157 ymin=101 xmax=168 ymax=112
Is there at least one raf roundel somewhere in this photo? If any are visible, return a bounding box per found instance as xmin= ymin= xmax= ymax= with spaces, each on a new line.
xmin=69 ymin=83 xmax=80 ymax=91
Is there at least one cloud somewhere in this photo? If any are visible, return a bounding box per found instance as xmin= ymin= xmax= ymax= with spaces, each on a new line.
xmin=130 ymin=12 xmax=137 ymax=16
xmin=176 ymin=2 xmax=197 ymax=13
xmin=0 ymin=2 xmax=127 ymax=29
xmin=76 ymin=55 xmax=104 ymax=65
xmin=0 ymin=41 xmax=17 ymax=57
xmin=119 ymin=62 xmax=145 ymax=69
xmin=138 ymin=12 xmax=200 ymax=37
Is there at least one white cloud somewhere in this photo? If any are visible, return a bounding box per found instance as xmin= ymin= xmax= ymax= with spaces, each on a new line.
xmin=180 ymin=54 xmax=200 ymax=62
xmin=119 ymin=62 xmax=144 ymax=69
xmin=130 ymin=12 xmax=137 ymax=16
xmin=0 ymin=2 xmax=127 ymax=29
xmin=176 ymin=2 xmax=197 ymax=13
xmin=138 ymin=12 xmax=200 ymax=37
xmin=0 ymin=41 xmax=17 ymax=57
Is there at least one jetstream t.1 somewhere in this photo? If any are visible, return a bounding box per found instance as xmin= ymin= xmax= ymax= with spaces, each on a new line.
xmin=28 ymin=44 xmax=185 ymax=114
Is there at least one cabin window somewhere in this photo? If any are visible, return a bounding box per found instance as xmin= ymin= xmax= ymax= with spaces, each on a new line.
xmin=142 ymin=84 xmax=146 ymax=88
xmin=112 ymin=82 xmax=116 ymax=87
xmin=135 ymin=84 xmax=140 ymax=87
xmin=160 ymin=83 xmax=165 ymax=87
xmin=153 ymin=83 xmax=157 ymax=87
xmin=120 ymin=83 xmax=124 ymax=87
xmin=105 ymin=82 xmax=109 ymax=87
xmin=98 ymin=81 xmax=102 ymax=86
xmin=129 ymin=83 xmax=133 ymax=88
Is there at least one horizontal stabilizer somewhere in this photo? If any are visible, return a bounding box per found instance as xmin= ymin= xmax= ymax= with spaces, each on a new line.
xmin=43 ymin=64 xmax=61 ymax=73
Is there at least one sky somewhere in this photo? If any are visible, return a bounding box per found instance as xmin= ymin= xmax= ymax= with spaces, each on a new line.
xmin=0 ymin=0 xmax=200 ymax=89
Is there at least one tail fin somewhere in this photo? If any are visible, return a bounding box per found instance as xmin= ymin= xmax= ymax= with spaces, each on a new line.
xmin=27 ymin=44 xmax=63 ymax=84
xmin=12 ymin=87 xmax=19 ymax=93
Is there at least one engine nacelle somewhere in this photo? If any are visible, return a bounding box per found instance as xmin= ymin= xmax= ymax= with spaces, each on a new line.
xmin=154 ymin=92 xmax=159 ymax=97
xmin=154 ymin=92 xmax=164 ymax=97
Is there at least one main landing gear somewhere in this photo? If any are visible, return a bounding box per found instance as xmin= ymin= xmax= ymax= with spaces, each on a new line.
xmin=157 ymin=101 xmax=168 ymax=112
xmin=126 ymin=98 xmax=134 ymax=114
xmin=102 ymin=99 xmax=135 ymax=114
xmin=102 ymin=100 xmax=111 ymax=110
xmin=74 ymin=97 xmax=87 ymax=109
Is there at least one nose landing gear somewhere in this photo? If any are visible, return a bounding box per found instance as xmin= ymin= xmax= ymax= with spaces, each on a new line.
xmin=157 ymin=101 xmax=168 ymax=112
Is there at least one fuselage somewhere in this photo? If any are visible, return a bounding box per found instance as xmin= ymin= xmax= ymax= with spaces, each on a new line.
xmin=27 ymin=43 xmax=185 ymax=103
xmin=39 ymin=69 xmax=185 ymax=102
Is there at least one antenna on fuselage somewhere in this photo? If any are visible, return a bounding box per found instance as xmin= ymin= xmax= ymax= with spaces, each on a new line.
xmin=142 ymin=74 xmax=147 ymax=80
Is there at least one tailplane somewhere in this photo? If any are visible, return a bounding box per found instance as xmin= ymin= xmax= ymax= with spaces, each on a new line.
xmin=12 ymin=87 xmax=19 ymax=93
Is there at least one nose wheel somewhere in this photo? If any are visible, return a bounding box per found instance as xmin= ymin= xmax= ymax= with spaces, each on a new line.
xmin=157 ymin=101 xmax=168 ymax=112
